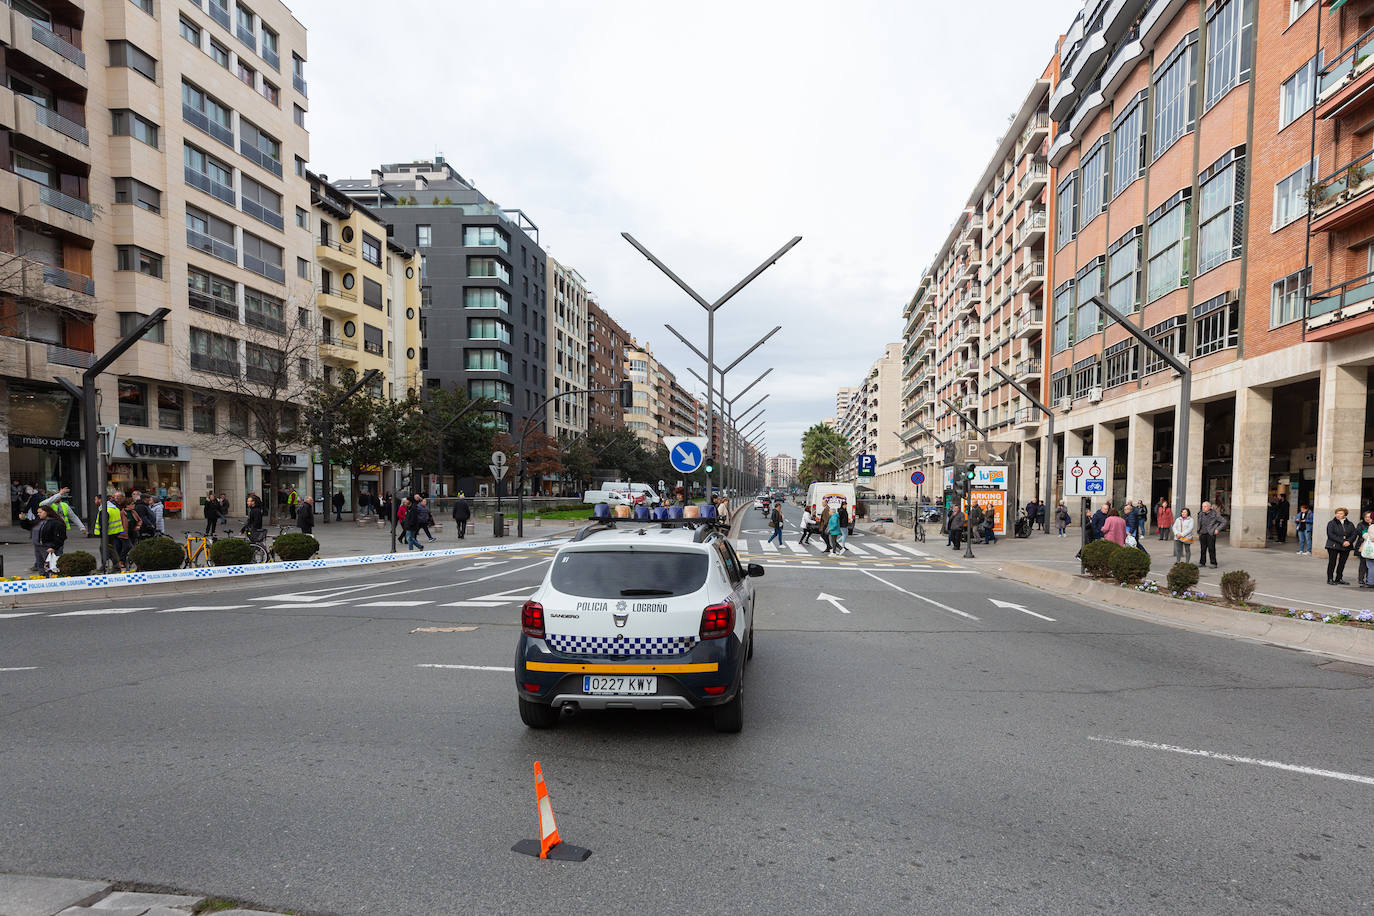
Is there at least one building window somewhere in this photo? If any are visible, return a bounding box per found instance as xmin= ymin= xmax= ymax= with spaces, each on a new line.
xmin=114 ymin=178 xmax=161 ymax=214
xmin=236 ymin=58 xmax=256 ymax=88
xmin=244 ymin=287 xmax=285 ymax=333
xmin=118 ymin=311 xmax=165 ymax=344
xmin=1052 ymin=279 xmax=1075 ymax=354
xmin=241 ymin=174 xmax=283 ymax=226
xmin=112 ymin=109 xmax=159 ymax=148
xmin=1071 ymin=357 xmax=1101 ymax=400
xmin=1153 ymin=33 xmax=1198 ymax=158
xmin=1204 ymin=0 xmax=1253 ymax=111
xmin=181 ymin=81 xmax=233 ymax=144
xmin=466 ymin=349 xmax=511 ymax=372
xmin=363 ymin=276 xmax=383 ymax=309
xmin=1055 ymin=171 xmax=1078 ymax=249
xmin=295 ymin=206 xmax=308 ymax=229
xmin=1273 ymin=157 xmax=1317 ymax=230
xmin=1280 ymin=55 xmax=1320 ymax=129
xmin=293 ymin=104 xmax=306 ymax=128
xmin=468 ymin=318 xmax=511 ymax=343
xmin=1193 ymin=294 xmax=1239 ymax=356
xmin=468 ymin=257 xmax=511 ymax=282
xmin=186 ymin=206 xmax=237 ymax=264
xmin=130 ymin=0 xmax=154 ymax=14
xmin=261 ymin=81 xmax=279 ymax=106
xmin=209 ymin=39 xmax=230 ymax=69
xmin=184 ymin=143 xmax=235 ymax=204
xmin=361 ymin=232 xmax=382 ymax=266
xmin=1271 ymin=267 xmax=1311 ymax=328
xmin=1143 ymin=317 xmax=1187 ymax=376
xmin=297 ymin=306 xmax=310 ymax=328
xmin=240 ymin=119 xmax=282 ymax=169
xmin=1075 ymin=258 xmax=1104 ymax=338
xmin=188 ymin=266 xmax=238 ymax=319
xmin=180 ymin=17 xmax=202 ymax=47
xmin=192 ymin=392 xmax=217 ymax=434
xmin=296 ymin=257 xmax=310 ymax=279
xmin=158 ymin=387 xmax=184 ymax=430
xmin=261 ymin=26 xmax=279 ymax=68
xmin=116 ymin=245 xmax=163 ymax=278
xmin=295 ymin=156 xmax=306 ymax=177
xmin=1104 ymin=341 xmax=1139 ymax=389
xmin=1107 ymin=227 xmax=1142 ymax=319
xmin=464 ymin=287 xmax=511 ymax=312
xmin=463 ymin=225 xmax=509 ymax=251
xmin=1197 ymin=149 xmax=1245 ymax=275
xmin=1290 ymin=0 xmax=1316 ymax=23
xmin=108 ymin=40 xmax=157 ymax=81
xmin=1081 ymin=136 xmax=1109 ymax=222
xmin=363 ymin=323 xmax=383 ymax=355
xmin=1146 ymin=190 xmax=1191 ymax=302
xmin=416 ymin=225 xmax=432 ymax=247
xmin=241 ymin=232 xmax=284 ymax=282
xmin=245 ymin=344 xmax=285 ymax=384
xmin=118 ymin=380 xmax=147 ymax=426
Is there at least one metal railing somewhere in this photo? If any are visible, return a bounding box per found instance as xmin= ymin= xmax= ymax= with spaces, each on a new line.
xmin=1015 ymin=259 xmax=1046 ymax=287
xmin=1018 ymin=162 xmax=1047 ymax=194
xmin=241 ymin=197 xmax=284 ymax=230
xmin=42 ymin=263 xmax=94 ymax=296
xmin=1015 ymin=406 xmax=1039 ymax=425
xmin=245 ymin=310 xmax=286 ymax=334
xmin=189 ymin=291 xmax=239 ymax=320
xmin=208 ymin=1 xmax=231 ymax=29
xmin=240 ymin=139 xmax=283 ymax=178
xmin=1019 ymin=111 xmax=1049 ymax=148
xmin=183 ymin=104 xmax=234 ymax=148
xmin=30 ymin=22 xmax=85 ymax=68
xmin=46 ymin=343 xmax=95 ymax=368
xmin=1319 ymin=23 xmax=1374 ymax=97
xmin=321 ymin=334 xmax=358 ymax=350
xmin=191 ymin=352 xmax=239 ymax=377
xmin=185 ymin=166 xmax=237 ymax=206
xmin=262 ymin=47 xmax=280 ymax=71
xmin=38 ymin=185 xmax=92 ymax=220
xmin=1308 ymin=270 xmax=1374 ymax=319
xmin=32 ymin=102 xmax=88 ymax=144
xmin=317 ymin=237 xmax=356 ymax=256
xmin=1016 ymin=358 xmax=1042 ymax=378
xmin=187 ymin=228 xmax=237 ymax=264
xmin=1014 ymin=307 xmax=1044 ymax=334
xmin=236 ymin=23 xmax=256 ymax=52
xmin=293 ymin=74 xmax=308 ymax=96
xmin=243 ymin=253 xmax=285 ymax=284
xmin=319 ymin=286 xmax=358 ymax=303
xmin=1312 ymin=148 xmax=1374 ymax=213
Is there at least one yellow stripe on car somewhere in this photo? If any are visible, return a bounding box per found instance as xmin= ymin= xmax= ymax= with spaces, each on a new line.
xmin=525 ymin=661 xmax=719 ymax=674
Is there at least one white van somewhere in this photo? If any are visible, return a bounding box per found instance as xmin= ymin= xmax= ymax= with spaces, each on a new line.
xmin=805 ymin=481 xmax=857 ymax=534
xmin=582 ymin=482 xmax=661 ymax=508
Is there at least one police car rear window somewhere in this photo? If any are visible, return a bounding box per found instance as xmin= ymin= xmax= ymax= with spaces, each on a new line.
xmin=551 ymin=550 xmax=709 ymax=598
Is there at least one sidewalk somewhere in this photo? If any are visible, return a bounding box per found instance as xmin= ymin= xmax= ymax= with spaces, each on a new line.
xmin=0 ymin=873 xmax=299 ymax=916
xmin=0 ymin=509 xmax=571 ymax=577
xmin=877 ymin=521 xmax=1370 ymax=619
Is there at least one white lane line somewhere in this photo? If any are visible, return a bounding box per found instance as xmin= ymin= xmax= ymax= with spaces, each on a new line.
xmin=0 ymin=613 xmax=43 ymax=619
xmin=51 ymin=607 xmax=154 ymax=617
xmin=1089 ymin=737 xmax=1374 ymax=787
xmin=760 ymin=564 xmax=975 ymax=574
xmin=358 ymin=600 xmax=435 ymax=607
xmin=0 ymin=666 xmax=38 ymax=672
xmin=249 ymin=579 xmax=412 ymax=603
xmin=262 ymin=601 xmax=353 ymax=609
xmin=864 ymin=543 xmax=899 ymax=557
xmin=417 ymin=663 xmax=514 ymax=672
xmin=888 ymin=544 xmax=930 ymax=558
xmin=159 ymin=605 xmax=248 ymax=613
xmin=857 ymin=569 xmax=980 ymax=620
xmin=354 ymin=559 xmax=552 ymax=601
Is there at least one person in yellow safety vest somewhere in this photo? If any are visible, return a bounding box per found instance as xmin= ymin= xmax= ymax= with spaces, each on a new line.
xmin=39 ymin=487 xmax=87 ymax=536
xmin=93 ymin=493 xmax=133 ymax=571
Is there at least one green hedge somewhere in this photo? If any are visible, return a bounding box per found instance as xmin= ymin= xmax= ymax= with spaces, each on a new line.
xmin=209 ymin=537 xmax=255 ymax=566
xmin=1081 ymin=539 xmax=1118 ymax=577
xmin=129 ymin=536 xmax=184 ymax=571
xmin=1167 ymin=561 xmax=1200 ymax=593
xmin=273 ymin=532 xmax=319 ymax=560
xmin=56 ymin=550 xmax=97 ymax=577
xmin=1109 ymin=545 xmax=1151 ymax=583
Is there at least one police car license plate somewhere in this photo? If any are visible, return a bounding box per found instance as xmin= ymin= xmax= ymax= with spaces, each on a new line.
xmin=583 ymin=675 xmax=657 ymax=695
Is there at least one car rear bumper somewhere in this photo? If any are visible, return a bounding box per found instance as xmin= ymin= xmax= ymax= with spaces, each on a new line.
xmin=515 ymin=635 xmax=743 ymax=709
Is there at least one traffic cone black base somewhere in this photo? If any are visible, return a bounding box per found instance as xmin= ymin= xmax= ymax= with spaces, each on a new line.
xmin=512 ymin=838 xmax=592 ymax=861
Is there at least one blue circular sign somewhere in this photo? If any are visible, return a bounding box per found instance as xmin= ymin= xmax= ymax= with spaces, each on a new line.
xmin=669 ymin=440 xmax=703 ymax=473
xmin=911 ymin=471 xmax=925 ymax=485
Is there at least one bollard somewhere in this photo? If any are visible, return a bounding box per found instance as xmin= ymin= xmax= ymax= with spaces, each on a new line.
xmin=493 ymin=511 xmax=504 ymax=537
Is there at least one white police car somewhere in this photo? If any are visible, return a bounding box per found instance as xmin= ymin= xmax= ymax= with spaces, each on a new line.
xmin=515 ymin=517 xmax=761 ymax=732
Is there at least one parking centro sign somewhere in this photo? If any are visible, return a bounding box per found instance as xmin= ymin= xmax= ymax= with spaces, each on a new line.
xmin=663 ymin=436 xmax=707 ymax=474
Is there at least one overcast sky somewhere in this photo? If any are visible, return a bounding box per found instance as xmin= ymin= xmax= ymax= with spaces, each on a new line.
xmin=291 ymin=0 xmax=1083 ymax=459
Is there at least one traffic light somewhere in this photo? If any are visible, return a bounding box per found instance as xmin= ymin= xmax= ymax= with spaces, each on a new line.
xmin=619 ymin=378 xmax=634 ymax=409
xmin=964 ymin=462 xmax=978 ymax=497
xmin=704 ymin=456 xmax=716 ymax=475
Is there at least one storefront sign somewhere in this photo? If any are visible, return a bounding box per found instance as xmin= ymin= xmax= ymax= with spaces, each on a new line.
xmin=113 ymin=440 xmax=190 ymax=461
xmin=8 ymin=434 xmax=81 ymax=450
xmin=244 ymin=449 xmax=311 ymax=468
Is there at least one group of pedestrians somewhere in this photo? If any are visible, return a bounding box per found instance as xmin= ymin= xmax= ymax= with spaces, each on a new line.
xmin=396 ymin=492 xmax=471 ymax=550
xmin=798 ymin=502 xmax=849 ymax=555
xmin=1319 ymin=507 xmax=1374 ymax=587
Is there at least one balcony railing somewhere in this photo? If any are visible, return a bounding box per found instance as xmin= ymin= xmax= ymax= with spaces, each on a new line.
xmin=30 ymin=22 xmax=85 ymax=68
xmin=1014 ymin=209 xmax=1048 ymax=246
xmin=293 ymin=74 xmax=308 ymax=96
xmin=321 ymin=334 xmax=358 ymax=350
xmin=39 ymin=186 xmax=92 ymax=220
xmin=243 ymin=253 xmax=285 ymax=284
xmin=184 ymin=166 xmax=237 ymax=206
xmin=183 ymin=104 xmax=234 ymax=148
xmin=191 ymin=352 xmax=239 ymax=377
xmin=317 ymin=237 xmax=356 ymax=256
xmin=319 ymin=286 xmax=358 ymax=303
xmin=236 ymin=24 xmax=256 ymax=52
xmin=245 ymin=310 xmax=286 ymax=334
xmin=246 ymin=365 xmax=277 ymax=384
xmin=32 ymin=102 xmax=89 ymax=145
xmin=46 ymin=343 xmax=95 ymax=368
xmin=1014 ymin=307 xmax=1044 ymax=335
xmin=1015 ymin=406 xmax=1040 ymax=426
xmin=208 ymin=1 xmax=231 ymax=29
xmin=189 ymin=290 xmax=240 ymax=320
xmin=42 ymin=264 xmax=94 ymax=296
xmin=1019 ymin=111 xmax=1049 ymax=148
xmin=1318 ymin=24 xmax=1374 ymax=98
xmin=363 ymin=340 xmax=384 ymax=355
xmin=1018 ymin=162 xmax=1047 ymax=195
xmin=241 ymin=197 xmax=285 ymax=230
xmin=1308 ymin=270 xmax=1374 ymax=320
xmin=262 ymin=46 xmax=280 ymax=71
xmin=1311 ymin=148 xmax=1374 ymax=215
xmin=187 ymin=228 xmax=237 ymax=265
xmin=240 ymin=139 xmax=283 ymax=178
xmin=1015 ymin=259 xmax=1046 ymax=288
xmin=1016 ymin=358 xmax=1042 ymax=379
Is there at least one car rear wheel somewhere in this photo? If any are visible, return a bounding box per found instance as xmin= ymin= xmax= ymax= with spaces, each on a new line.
xmin=519 ymin=696 xmax=559 ymax=729
xmin=712 ymin=682 xmax=743 ymax=733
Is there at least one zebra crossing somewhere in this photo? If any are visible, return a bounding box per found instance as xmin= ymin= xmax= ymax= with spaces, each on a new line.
xmin=734 ymin=536 xmax=966 ymax=570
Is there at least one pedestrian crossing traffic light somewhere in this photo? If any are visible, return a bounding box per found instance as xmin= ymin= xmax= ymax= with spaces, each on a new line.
xmin=619 ymin=379 xmax=635 ymax=409
xmin=704 ymin=456 xmax=716 ymax=474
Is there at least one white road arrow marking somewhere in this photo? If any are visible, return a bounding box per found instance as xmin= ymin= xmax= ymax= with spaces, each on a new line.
xmin=988 ymin=598 xmax=1056 ymax=622
xmin=0 ymin=667 xmax=38 ymax=672
xmin=817 ymin=592 xmax=850 ymax=614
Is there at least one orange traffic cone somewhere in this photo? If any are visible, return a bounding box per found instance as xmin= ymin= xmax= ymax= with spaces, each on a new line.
xmin=512 ymin=761 xmax=591 ymax=861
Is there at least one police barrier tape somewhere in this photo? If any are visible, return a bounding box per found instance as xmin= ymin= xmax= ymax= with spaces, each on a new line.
xmin=0 ymin=539 xmax=565 ymax=597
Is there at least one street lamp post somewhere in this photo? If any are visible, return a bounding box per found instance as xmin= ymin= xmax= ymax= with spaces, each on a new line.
xmin=941 ymin=396 xmax=988 ymax=441
xmin=625 ymin=231 xmax=799 ymax=503
xmin=687 ymin=364 xmax=772 ymax=499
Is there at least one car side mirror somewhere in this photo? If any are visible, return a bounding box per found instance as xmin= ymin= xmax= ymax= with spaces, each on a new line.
xmin=747 ymin=563 xmax=765 ymax=578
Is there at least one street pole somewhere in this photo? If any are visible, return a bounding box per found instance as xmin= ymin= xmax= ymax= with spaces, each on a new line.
xmin=318 ymin=368 xmax=379 ymax=526
xmin=990 ymin=364 xmax=1055 ymax=530
xmin=625 ymin=232 xmax=799 ymax=504
xmin=686 ymin=363 xmax=772 ymax=498
xmin=941 ymin=396 xmax=989 ymax=441
xmin=1085 ymin=295 xmax=1192 ymax=512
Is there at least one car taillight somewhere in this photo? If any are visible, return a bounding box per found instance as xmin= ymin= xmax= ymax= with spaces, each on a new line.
xmin=702 ymin=685 xmax=727 ymax=696
xmin=521 ymin=600 xmax=545 ymax=638
xmin=699 ymin=601 xmax=734 ymax=640
xmin=523 ymin=682 xmax=542 ymax=693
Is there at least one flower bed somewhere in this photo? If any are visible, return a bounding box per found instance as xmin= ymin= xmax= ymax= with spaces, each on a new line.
xmin=1118 ymin=579 xmax=1374 ymax=630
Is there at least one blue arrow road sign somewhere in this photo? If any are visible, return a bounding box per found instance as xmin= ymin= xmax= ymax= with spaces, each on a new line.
xmin=664 ymin=437 xmax=705 ymax=474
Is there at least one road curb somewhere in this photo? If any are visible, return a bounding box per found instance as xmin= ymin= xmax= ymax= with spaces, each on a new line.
xmin=2 ymin=537 xmax=564 ymax=607
xmin=988 ymin=559 xmax=1374 ymax=664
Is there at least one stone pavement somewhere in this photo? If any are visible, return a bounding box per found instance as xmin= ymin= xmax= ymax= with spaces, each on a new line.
xmin=0 ymin=507 xmax=575 ymax=577
xmin=872 ymin=518 xmax=1372 ymax=619
xmin=0 ymin=874 xmax=293 ymax=916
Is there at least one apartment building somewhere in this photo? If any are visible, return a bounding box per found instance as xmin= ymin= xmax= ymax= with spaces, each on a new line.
xmin=586 ymin=299 xmax=631 ymax=431
xmin=834 ymin=343 xmax=903 ymax=492
xmin=897 ymin=275 xmax=938 ymax=500
xmin=0 ymin=0 xmax=311 ymax=521
xmin=335 ymin=158 xmax=546 ymax=437
xmin=622 ymin=343 xmax=696 ymax=450
xmin=766 ymin=452 xmax=797 ymax=489
xmin=546 ymin=256 xmax=589 ymax=439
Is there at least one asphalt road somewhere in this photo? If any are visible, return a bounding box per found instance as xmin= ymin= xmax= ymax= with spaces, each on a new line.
xmin=2 ymin=502 xmax=1372 ymax=914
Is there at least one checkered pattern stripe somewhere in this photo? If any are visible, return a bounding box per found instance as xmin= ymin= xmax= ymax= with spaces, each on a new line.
xmin=546 ymin=633 xmax=698 ymax=656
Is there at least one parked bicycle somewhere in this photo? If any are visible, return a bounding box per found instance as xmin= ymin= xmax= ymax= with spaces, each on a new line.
xmin=246 ymin=524 xmax=295 ymax=564
xmin=182 ymin=533 xmax=217 ymax=568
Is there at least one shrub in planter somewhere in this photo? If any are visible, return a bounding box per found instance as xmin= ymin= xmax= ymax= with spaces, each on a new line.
xmin=1109 ymin=545 xmax=1151 ymax=583
xmin=1220 ymin=570 xmax=1256 ymax=604
xmin=273 ymin=532 xmax=319 ymax=561
xmin=1167 ymin=561 xmax=1200 ymax=594
xmin=1081 ymin=539 xmax=1118 ymax=577
xmin=128 ymin=536 xmax=184 ymax=571
xmin=56 ymin=550 xmax=97 ymax=577
xmin=209 ymin=537 xmax=255 ymax=566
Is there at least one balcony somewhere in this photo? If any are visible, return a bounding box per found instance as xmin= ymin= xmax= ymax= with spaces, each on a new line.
xmin=1015 ymin=406 xmax=1040 ymax=429
xmin=262 ymin=46 xmax=280 ymax=71
xmin=183 ymin=104 xmax=234 ymax=148
xmin=241 ymin=197 xmax=284 ymax=231
xmin=1015 ymin=161 xmax=1048 ymax=204
xmin=240 ymin=139 xmax=284 ymax=178
xmin=190 ymin=352 xmax=240 ymax=377
xmin=293 ymin=73 xmax=308 ymax=96
xmin=1317 ymin=25 xmax=1374 ymax=119
xmin=187 ymin=228 xmax=237 ymax=265
xmin=1307 ymin=270 xmax=1374 ymax=342
xmin=189 ymin=290 xmax=239 ymax=321
xmin=46 ymin=342 xmax=95 ymax=368
xmin=1014 ymin=208 xmax=1047 ymax=247
xmin=245 ymin=310 xmax=286 ymax=334
xmin=958 ymin=361 xmax=979 ymax=381
xmin=1014 ymin=259 xmax=1046 ymax=294
xmin=1013 ymin=306 xmax=1044 ymax=338
xmin=236 ymin=23 xmax=256 ymax=53
xmin=1309 ymin=149 xmax=1374 ymax=233
xmin=1017 ymin=111 xmax=1049 ymax=157
xmin=316 ymin=237 xmax=355 ymax=268
xmin=42 ymin=263 xmax=94 ymax=297
xmin=208 ymin=1 xmax=231 ymax=29
xmin=243 ymin=253 xmax=285 ymax=284
xmin=316 ymin=288 xmax=358 ymax=316
xmin=27 ymin=20 xmax=85 ymax=68
xmin=1015 ymin=358 xmax=1042 ymax=382
xmin=25 ymin=99 xmax=89 ymax=146
xmin=185 ymin=167 xmax=236 ymax=207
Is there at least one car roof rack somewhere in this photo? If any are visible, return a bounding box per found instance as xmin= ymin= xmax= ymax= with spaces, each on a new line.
xmin=570 ymin=516 xmax=730 ymax=543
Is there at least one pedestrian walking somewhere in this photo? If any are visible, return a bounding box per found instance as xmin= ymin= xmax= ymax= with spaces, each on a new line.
xmin=1295 ymin=504 xmax=1314 ymax=555
xmin=983 ymin=507 xmax=998 ymax=544
xmin=1054 ymin=501 xmax=1070 ymax=537
xmin=286 ymin=487 xmax=299 ymax=516
xmin=836 ymin=502 xmax=850 ymax=552
xmin=150 ymin=495 xmax=165 ymax=534
xmin=416 ymin=495 xmax=436 ymax=541
xmin=217 ymin=493 xmax=230 ymax=529
xmin=452 ymin=493 xmax=471 ymax=539
xmin=798 ymin=505 xmax=813 ymax=545
xmin=296 ymin=496 xmax=315 ymax=535
xmin=1326 ymin=507 xmax=1357 ymax=585
xmin=34 ymin=505 xmax=67 ymax=575
xmin=767 ymin=501 xmax=785 ymax=545
xmin=1036 ymin=499 xmax=1047 ymax=532
xmin=204 ymin=491 xmax=222 ymax=536
xmin=1357 ymin=510 xmax=1374 ymax=587
xmin=1273 ymin=493 xmax=1291 ymax=544
xmin=1156 ymin=499 xmax=1173 ymax=541
xmin=1196 ymin=501 xmax=1226 ymax=568
xmin=970 ymin=503 xmax=986 ymax=544
xmin=818 ymin=504 xmax=834 ymax=553
xmin=402 ymin=496 xmax=424 ymax=550
xmin=241 ymin=494 xmax=264 ymax=540
xmin=1172 ymin=508 xmax=1195 ymax=563
xmin=827 ymin=503 xmax=844 ymax=555
xmin=332 ymin=490 xmax=345 ymax=522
